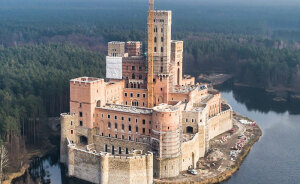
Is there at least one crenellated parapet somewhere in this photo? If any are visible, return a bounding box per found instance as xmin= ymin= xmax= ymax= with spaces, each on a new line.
xmin=67 ymin=143 xmax=153 ymax=184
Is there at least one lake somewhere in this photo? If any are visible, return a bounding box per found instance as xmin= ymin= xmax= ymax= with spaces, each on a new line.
xmin=13 ymin=84 xmax=300 ymax=184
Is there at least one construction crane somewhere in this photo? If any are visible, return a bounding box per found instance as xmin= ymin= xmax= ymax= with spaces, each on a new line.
xmin=147 ymin=0 xmax=155 ymax=108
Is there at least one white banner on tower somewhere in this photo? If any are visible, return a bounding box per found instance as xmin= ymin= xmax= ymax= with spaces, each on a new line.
xmin=106 ymin=56 xmax=122 ymax=79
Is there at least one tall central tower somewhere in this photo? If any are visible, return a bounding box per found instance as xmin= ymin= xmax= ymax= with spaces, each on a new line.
xmin=153 ymin=11 xmax=172 ymax=75
xmin=147 ymin=0 xmax=173 ymax=107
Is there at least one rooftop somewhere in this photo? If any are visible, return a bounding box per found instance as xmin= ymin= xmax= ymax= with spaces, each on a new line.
xmin=70 ymin=77 xmax=103 ymax=83
xmin=153 ymin=103 xmax=179 ymax=112
xmin=98 ymin=104 xmax=152 ymax=114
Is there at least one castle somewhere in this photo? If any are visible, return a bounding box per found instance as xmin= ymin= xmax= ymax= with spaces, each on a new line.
xmin=60 ymin=5 xmax=233 ymax=184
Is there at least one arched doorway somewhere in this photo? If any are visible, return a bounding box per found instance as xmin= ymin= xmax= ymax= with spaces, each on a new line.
xmin=186 ymin=126 xmax=193 ymax=134
xmin=79 ymin=136 xmax=88 ymax=145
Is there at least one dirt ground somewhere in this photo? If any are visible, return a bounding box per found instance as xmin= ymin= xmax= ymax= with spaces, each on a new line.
xmin=155 ymin=112 xmax=261 ymax=184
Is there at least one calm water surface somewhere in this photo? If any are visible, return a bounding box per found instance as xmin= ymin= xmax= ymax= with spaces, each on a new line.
xmin=13 ymin=85 xmax=300 ymax=184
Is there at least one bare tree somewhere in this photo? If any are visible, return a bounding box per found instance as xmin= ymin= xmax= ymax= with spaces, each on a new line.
xmin=0 ymin=145 xmax=9 ymax=184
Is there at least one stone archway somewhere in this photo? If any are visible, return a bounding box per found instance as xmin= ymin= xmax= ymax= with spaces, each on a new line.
xmin=79 ymin=136 xmax=88 ymax=145
xmin=186 ymin=126 xmax=193 ymax=134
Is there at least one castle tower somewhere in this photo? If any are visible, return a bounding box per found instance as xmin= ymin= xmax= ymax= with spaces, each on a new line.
xmin=69 ymin=77 xmax=106 ymax=129
xmin=151 ymin=104 xmax=181 ymax=178
xmin=153 ymin=11 xmax=172 ymax=75
xmin=171 ymin=41 xmax=183 ymax=86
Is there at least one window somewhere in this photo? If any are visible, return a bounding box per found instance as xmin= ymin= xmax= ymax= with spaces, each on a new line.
xmin=153 ymin=78 xmax=156 ymax=83
xmin=186 ymin=119 xmax=188 ymax=122
xmin=161 ymin=47 xmax=164 ymax=52
xmin=142 ymin=102 xmax=145 ymax=107
xmin=124 ymin=93 xmax=128 ymax=97
xmin=101 ymin=113 xmax=103 ymax=118
xmin=132 ymin=66 xmax=135 ymax=70
xmin=112 ymin=146 xmax=115 ymax=154
xmin=122 ymin=135 xmax=124 ymax=139
xmin=143 ymin=128 xmax=145 ymax=134
xmin=115 ymin=123 xmax=118 ymax=129
xmin=114 ymin=115 xmax=117 ymax=120
xmin=105 ymin=144 xmax=108 ymax=152
xmin=119 ymin=147 xmax=122 ymax=154
xmin=115 ymin=134 xmax=118 ymax=138
xmin=126 ymin=148 xmax=129 ymax=154
xmin=136 ymin=126 xmax=139 ymax=133
xmin=142 ymin=119 xmax=146 ymax=124
xmin=79 ymin=103 xmax=82 ymax=108
xmin=80 ymin=121 xmax=83 ymax=126
xmin=161 ymin=37 xmax=164 ymax=42
xmin=121 ymin=116 xmax=124 ymax=121
xmin=122 ymin=124 xmax=125 ymax=130
xmin=139 ymin=66 xmax=142 ymax=71
xmin=192 ymin=119 xmax=194 ymax=122
xmin=71 ymin=130 xmax=73 ymax=134
xmin=154 ymin=47 xmax=157 ymax=52
xmin=129 ymin=136 xmax=131 ymax=140
xmin=161 ymin=87 xmax=163 ymax=91
xmin=125 ymin=101 xmax=128 ymax=105
xmin=132 ymin=73 xmax=135 ymax=79
xmin=149 ymin=121 xmax=151 ymax=124
xmin=154 ymin=37 xmax=157 ymax=43
xmin=143 ymin=93 xmax=146 ymax=98
xmin=161 ymin=66 xmax=163 ymax=73
xmin=139 ymin=75 xmax=142 ymax=79
xmin=108 ymin=134 xmax=111 ymax=137
xmin=130 ymin=93 xmax=133 ymax=97
xmin=137 ymin=93 xmax=140 ymax=98
xmin=161 ymin=28 xmax=164 ymax=32
xmin=79 ymin=112 xmax=83 ymax=117
xmin=128 ymin=117 xmax=131 ymax=122
xmin=161 ymin=57 xmax=163 ymax=62
xmin=149 ymin=129 xmax=151 ymax=134
xmin=135 ymin=118 xmax=138 ymax=123
xmin=102 ymin=132 xmax=104 ymax=136
xmin=108 ymin=114 xmax=111 ymax=119
xmin=129 ymin=125 xmax=132 ymax=131
xmin=70 ymin=121 xmax=73 ymax=126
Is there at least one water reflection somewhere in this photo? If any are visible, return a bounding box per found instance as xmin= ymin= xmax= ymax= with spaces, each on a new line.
xmin=216 ymin=82 xmax=300 ymax=114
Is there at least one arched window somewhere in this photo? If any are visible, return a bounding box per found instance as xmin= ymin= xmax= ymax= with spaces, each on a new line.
xmin=108 ymin=122 xmax=111 ymax=129
xmin=96 ymin=100 xmax=101 ymax=107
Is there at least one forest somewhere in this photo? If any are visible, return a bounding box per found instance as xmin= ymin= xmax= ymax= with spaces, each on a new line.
xmin=0 ymin=0 xmax=300 ymax=178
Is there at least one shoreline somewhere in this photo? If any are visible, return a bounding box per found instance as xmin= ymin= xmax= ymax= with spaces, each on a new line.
xmin=155 ymin=113 xmax=262 ymax=184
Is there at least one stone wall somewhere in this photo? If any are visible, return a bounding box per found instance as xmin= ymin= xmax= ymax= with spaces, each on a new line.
xmin=68 ymin=145 xmax=153 ymax=184
xmin=181 ymin=126 xmax=206 ymax=171
xmin=154 ymin=156 xmax=181 ymax=179
xmin=208 ymin=107 xmax=232 ymax=140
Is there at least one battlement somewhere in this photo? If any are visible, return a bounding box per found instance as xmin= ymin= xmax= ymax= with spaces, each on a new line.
xmin=68 ymin=143 xmax=152 ymax=159
xmin=70 ymin=77 xmax=104 ymax=84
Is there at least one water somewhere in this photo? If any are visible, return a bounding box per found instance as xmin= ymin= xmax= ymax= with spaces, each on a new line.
xmin=13 ymin=84 xmax=300 ymax=184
